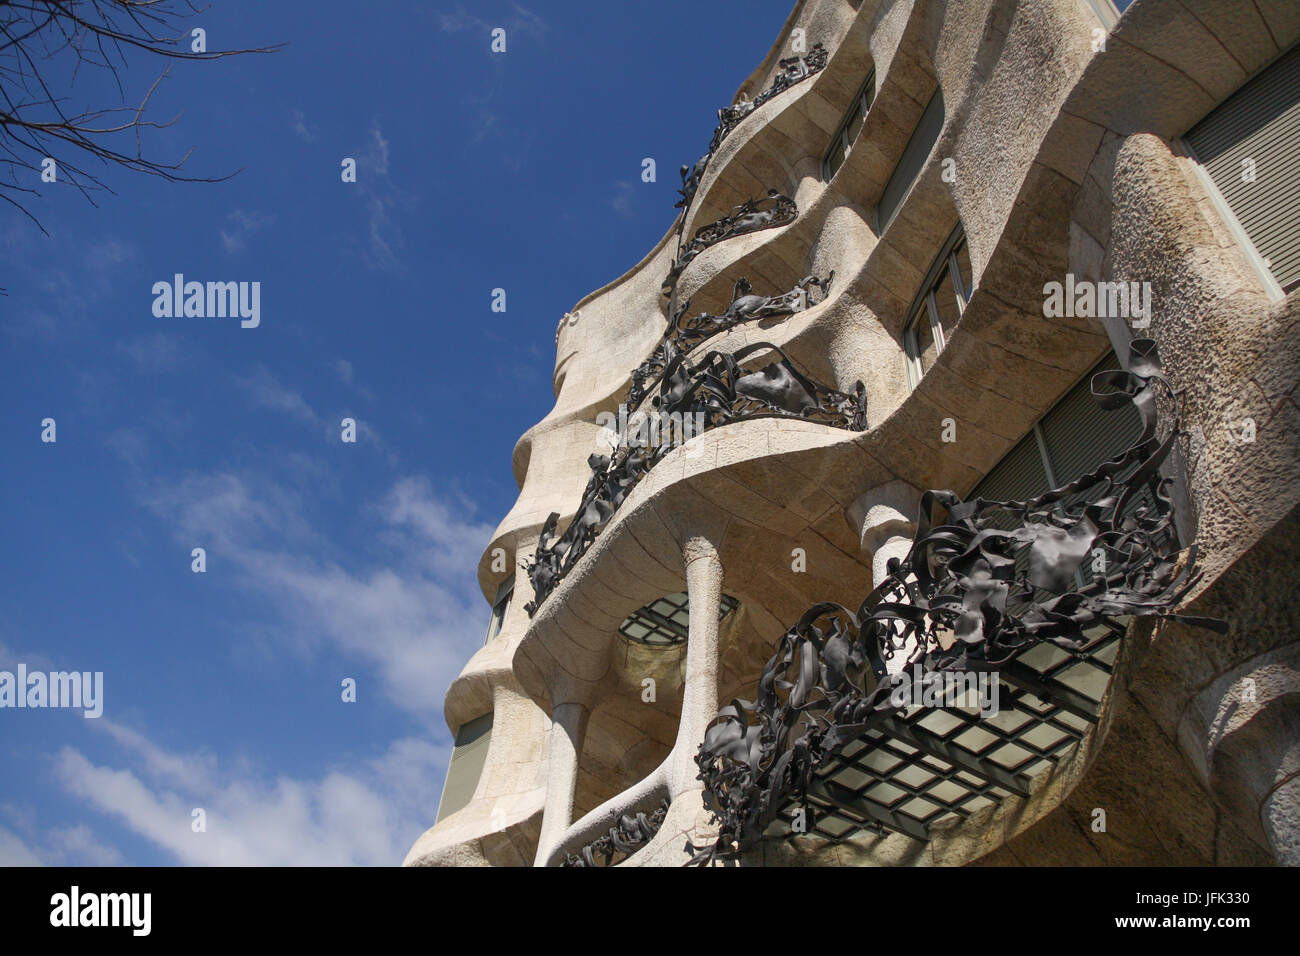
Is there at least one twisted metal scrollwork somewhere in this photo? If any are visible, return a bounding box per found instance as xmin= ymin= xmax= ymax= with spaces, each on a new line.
xmin=664 ymin=191 xmax=798 ymax=295
xmin=655 ymin=341 xmax=866 ymax=433
xmin=675 ymin=45 xmax=829 ymax=214
xmin=688 ymin=340 xmax=1224 ymax=865
xmin=707 ymin=44 xmax=829 ymax=157
xmin=631 ymin=273 xmax=834 ymax=409
xmin=562 ymin=799 xmax=671 ymax=867
xmin=523 ymin=342 xmax=866 ymax=616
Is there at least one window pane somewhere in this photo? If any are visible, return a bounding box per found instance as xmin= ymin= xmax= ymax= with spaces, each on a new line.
xmin=933 ymin=268 xmax=961 ymax=341
xmin=1183 ymin=43 xmax=1300 ymax=289
xmin=954 ymin=241 xmax=973 ymax=301
xmin=486 ymin=603 xmax=506 ymax=642
xmin=1038 ymin=352 xmax=1156 ymax=527
xmin=436 ymin=712 xmax=494 ymax=822
xmin=485 ymin=578 xmax=513 ymax=643
xmin=824 ymin=72 xmax=874 ymax=182
xmin=846 ymin=100 xmax=866 ymax=145
xmin=1040 ymin=354 xmax=1140 ymax=485
xmin=914 ymin=310 xmax=938 ymax=374
xmin=878 ymin=88 xmax=944 ymax=231
xmin=969 ymin=425 xmax=1052 ymax=608
xmin=826 ymin=135 xmax=846 ymax=179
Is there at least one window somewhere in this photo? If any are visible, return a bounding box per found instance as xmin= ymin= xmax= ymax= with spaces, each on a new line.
xmin=1183 ymin=43 xmax=1300 ymax=293
xmin=969 ymin=351 xmax=1164 ymax=593
xmin=904 ymin=227 xmax=972 ymax=388
xmin=974 ymin=351 xmax=1146 ymax=503
xmin=877 ymin=87 xmax=944 ymax=232
xmin=618 ymin=591 xmax=739 ymax=647
xmin=1083 ymin=0 xmax=1134 ymax=29
xmin=434 ymin=712 xmax=494 ymax=823
xmin=484 ymin=576 xmax=514 ymax=644
xmin=822 ymin=70 xmax=875 ymax=181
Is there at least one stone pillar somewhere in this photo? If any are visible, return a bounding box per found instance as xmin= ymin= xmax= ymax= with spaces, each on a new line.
xmin=1264 ymin=775 xmax=1300 ymax=866
xmin=670 ymin=536 xmax=724 ymax=796
xmin=848 ymin=480 xmax=921 ymax=675
xmin=532 ymin=697 xmax=589 ymax=866
xmin=1179 ymin=643 xmax=1300 ymax=865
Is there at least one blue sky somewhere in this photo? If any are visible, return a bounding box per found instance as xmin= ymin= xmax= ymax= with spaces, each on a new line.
xmin=0 ymin=0 xmax=797 ymax=865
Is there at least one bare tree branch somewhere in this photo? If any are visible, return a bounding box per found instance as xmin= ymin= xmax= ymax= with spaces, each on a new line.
xmin=0 ymin=0 xmax=282 ymax=246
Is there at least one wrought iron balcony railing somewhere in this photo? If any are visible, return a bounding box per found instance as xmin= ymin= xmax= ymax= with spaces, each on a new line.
xmin=562 ymin=798 xmax=670 ymax=867
xmin=663 ymin=191 xmax=798 ymax=296
xmin=633 ymin=272 xmax=834 ymax=408
xmin=523 ymin=340 xmax=866 ymax=617
xmin=675 ymin=44 xmax=829 ymax=214
xmin=686 ymin=339 xmax=1224 ymax=865
xmin=527 ymin=262 xmax=854 ymax=620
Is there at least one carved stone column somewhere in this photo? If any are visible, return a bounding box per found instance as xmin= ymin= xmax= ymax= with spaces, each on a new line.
xmin=604 ymin=535 xmax=726 ymax=865
xmin=1180 ymin=643 xmax=1300 ymax=865
xmin=848 ymin=481 xmax=922 ymax=675
xmin=670 ymin=536 xmax=724 ymax=796
xmin=532 ymin=694 xmax=590 ymax=866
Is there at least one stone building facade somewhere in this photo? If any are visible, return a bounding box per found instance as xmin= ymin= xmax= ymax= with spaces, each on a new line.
xmin=405 ymin=0 xmax=1300 ymax=867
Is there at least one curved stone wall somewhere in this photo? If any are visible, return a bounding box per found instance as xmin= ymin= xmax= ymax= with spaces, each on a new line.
xmin=405 ymin=0 xmax=1300 ymax=869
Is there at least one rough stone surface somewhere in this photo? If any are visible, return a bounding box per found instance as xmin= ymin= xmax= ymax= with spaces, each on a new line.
xmin=405 ymin=0 xmax=1300 ymax=868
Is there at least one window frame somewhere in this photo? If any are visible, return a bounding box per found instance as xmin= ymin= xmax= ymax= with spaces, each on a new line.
xmin=1177 ymin=41 xmax=1300 ymax=300
xmin=1083 ymin=0 xmax=1119 ymax=29
xmin=968 ymin=350 xmax=1175 ymax=576
xmin=434 ymin=711 xmax=494 ymax=823
xmin=876 ymin=86 xmax=945 ymax=233
xmin=903 ymin=226 xmax=971 ymax=389
xmin=1178 ymin=138 xmax=1286 ymax=300
xmin=484 ymin=575 xmax=514 ymax=644
xmin=821 ymin=69 xmax=875 ymax=182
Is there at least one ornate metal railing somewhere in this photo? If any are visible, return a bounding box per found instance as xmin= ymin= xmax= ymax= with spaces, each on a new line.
xmin=710 ymin=44 xmax=828 ymax=156
xmin=663 ymin=191 xmax=798 ymax=296
xmin=523 ymin=342 xmax=866 ymax=616
xmin=687 ymin=340 xmax=1225 ymax=865
xmin=632 ymin=272 xmax=834 ymax=408
xmin=675 ymin=44 xmax=829 ymax=214
xmin=562 ymin=799 xmax=671 ymax=867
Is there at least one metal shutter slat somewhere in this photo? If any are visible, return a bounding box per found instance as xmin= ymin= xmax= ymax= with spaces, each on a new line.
xmin=1186 ymin=44 xmax=1300 ymax=289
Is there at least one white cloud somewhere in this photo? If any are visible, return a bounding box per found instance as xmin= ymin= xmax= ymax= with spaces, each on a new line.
xmin=366 ymin=195 xmax=398 ymax=270
xmin=366 ymin=123 xmax=391 ymax=178
xmin=53 ymin=731 xmax=446 ymax=866
xmin=75 ymin=424 xmax=496 ymax=865
xmin=609 ymin=181 xmax=637 ymax=218
xmin=220 ymin=209 xmax=275 ymax=254
xmin=436 ymin=4 xmax=549 ymax=43
xmin=0 ymin=639 xmax=55 ymax=673
xmin=291 ymin=108 xmax=318 ymax=143
xmin=3 ymin=230 xmax=138 ymax=342
xmin=47 ymin=825 xmax=125 ymax=866
xmin=0 ymin=819 xmax=123 ymax=867
xmin=116 ymin=332 xmax=185 ymax=373
xmin=141 ymin=471 xmax=493 ymax=717
xmin=234 ymin=365 xmax=324 ymax=430
xmin=334 ymin=359 xmax=376 ymax=403
xmin=357 ymin=120 xmax=405 ymax=271
xmin=0 ymin=826 xmax=43 ymax=866
xmin=84 ymin=236 xmax=137 ymax=272
xmin=232 ymin=365 xmax=391 ymax=460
